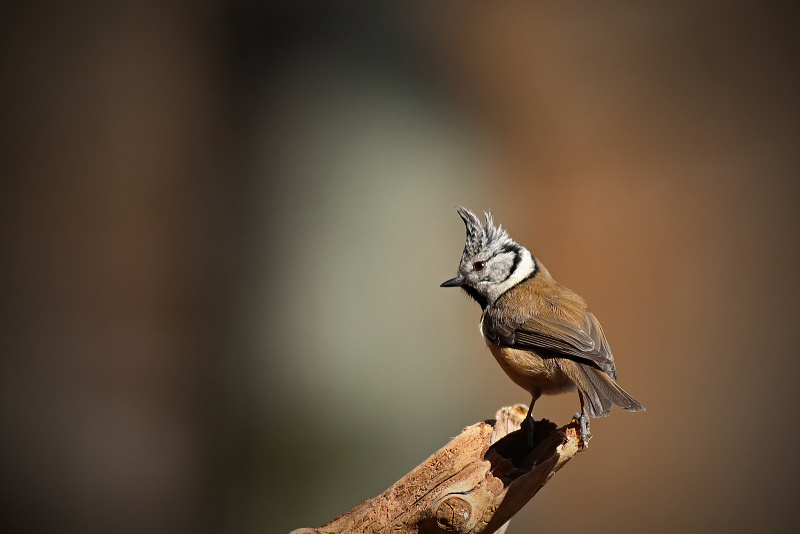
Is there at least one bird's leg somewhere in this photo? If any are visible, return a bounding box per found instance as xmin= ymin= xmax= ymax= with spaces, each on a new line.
xmin=520 ymin=394 xmax=539 ymax=449
xmin=574 ymin=396 xmax=591 ymax=448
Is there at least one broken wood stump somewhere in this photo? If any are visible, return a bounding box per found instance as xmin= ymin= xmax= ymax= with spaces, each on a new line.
xmin=290 ymin=404 xmax=584 ymax=534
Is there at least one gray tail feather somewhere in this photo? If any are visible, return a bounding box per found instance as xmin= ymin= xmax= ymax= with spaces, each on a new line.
xmin=562 ymin=360 xmax=646 ymax=418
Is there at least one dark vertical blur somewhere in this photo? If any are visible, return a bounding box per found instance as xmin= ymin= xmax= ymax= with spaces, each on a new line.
xmin=2 ymin=2 xmax=800 ymax=534
xmin=0 ymin=1 xmax=228 ymax=533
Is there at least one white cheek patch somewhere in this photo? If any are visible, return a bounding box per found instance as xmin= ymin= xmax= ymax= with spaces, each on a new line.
xmin=482 ymin=249 xmax=535 ymax=304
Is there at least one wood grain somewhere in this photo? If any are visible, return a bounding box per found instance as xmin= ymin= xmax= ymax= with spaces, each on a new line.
xmin=290 ymin=405 xmax=584 ymax=534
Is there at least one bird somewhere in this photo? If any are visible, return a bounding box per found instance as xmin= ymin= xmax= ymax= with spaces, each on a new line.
xmin=441 ymin=206 xmax=644 ymax=447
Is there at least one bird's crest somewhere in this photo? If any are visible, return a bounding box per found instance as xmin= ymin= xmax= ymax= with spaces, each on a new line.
xmin=456 ymin=206 xmax=513 ymax=257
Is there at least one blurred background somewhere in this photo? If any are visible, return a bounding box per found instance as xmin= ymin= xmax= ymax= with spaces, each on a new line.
xmin=2 ymin=1 xmax=800 ymax=533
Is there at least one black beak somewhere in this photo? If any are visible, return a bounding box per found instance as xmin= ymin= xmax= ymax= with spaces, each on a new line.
xmin=440 ymin=275 xmax=464 ymax=288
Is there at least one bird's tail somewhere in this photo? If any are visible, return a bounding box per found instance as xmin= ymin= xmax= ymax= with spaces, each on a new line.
xmin=560 ymin=360 xmax=645 ymax=418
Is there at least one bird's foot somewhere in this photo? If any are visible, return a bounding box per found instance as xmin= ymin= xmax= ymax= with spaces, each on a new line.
xmin=520 ymin=415 xmax=536 ymax=449
xmin=574 ymin=412 xmax=591 ymax=448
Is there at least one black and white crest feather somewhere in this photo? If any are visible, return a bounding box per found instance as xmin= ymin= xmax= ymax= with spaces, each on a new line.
xmin=457 ymin=206 xmax=514 ymax=258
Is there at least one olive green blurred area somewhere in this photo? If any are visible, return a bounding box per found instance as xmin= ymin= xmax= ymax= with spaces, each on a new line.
xmin=2 ymin=2 xmax=800 ymax=533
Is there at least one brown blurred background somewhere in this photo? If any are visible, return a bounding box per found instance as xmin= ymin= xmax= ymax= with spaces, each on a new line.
xmin=2 ymin=1 xmax=800 ymax=533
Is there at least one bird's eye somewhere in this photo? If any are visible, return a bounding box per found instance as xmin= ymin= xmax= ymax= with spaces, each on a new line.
xmin=473 ymin=261 xmax=485 ymax=271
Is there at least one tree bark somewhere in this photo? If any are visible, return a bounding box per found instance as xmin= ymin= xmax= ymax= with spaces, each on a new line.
xmin=290 ymin=404 xmax=584 ymax=534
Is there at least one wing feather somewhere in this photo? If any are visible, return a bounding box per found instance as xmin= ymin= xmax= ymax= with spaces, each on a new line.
xmin=484 ymin=282 xmax=618 ymax=379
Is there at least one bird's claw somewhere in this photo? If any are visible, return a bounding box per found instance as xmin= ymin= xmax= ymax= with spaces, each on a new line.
xmin=575 ymin=411 xmax=591 ymax=448
xmin=520 ymin=415 xmax=536 ymax=449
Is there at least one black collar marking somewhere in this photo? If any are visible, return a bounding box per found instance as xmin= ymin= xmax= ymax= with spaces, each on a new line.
xmin=493 ymin=255 xmax=539 ymax=306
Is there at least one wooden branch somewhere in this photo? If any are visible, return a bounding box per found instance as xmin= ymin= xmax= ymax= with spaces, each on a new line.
xmin=290 ymin=405 xmax=584 ymax=534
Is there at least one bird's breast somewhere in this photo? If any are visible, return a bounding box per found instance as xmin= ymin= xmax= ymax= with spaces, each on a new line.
xmin=483 ymin=338 xmax=575 ymax=396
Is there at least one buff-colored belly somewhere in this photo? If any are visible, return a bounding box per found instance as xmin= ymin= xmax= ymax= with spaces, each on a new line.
xmin=486 ymin=341 xmax=575 ymax=396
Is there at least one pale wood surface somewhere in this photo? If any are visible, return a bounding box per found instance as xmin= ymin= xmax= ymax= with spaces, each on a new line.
xmin=290 ymin=405 xmax=584 ymax=534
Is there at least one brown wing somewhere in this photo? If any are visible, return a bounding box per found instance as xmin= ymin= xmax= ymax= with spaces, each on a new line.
xmin=483 ymin=283 xmax=618 ymax=380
